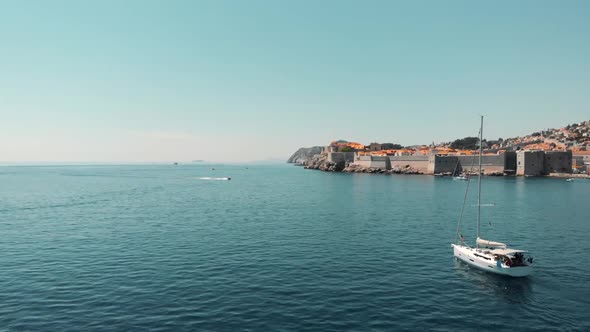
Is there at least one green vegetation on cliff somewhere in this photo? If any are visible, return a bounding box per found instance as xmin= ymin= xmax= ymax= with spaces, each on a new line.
xmin=450 ymin=137 xmax=479 ymax=150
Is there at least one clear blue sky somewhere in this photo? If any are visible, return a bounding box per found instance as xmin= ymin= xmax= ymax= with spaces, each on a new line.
xmin=1 ymin=0 xmax=589 ymax=162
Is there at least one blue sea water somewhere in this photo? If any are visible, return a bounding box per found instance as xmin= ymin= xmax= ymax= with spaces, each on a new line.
xmin=0 ymin=164 xmax=589 ymax=331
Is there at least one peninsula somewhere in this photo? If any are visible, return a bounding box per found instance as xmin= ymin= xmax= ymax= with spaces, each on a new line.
xmin=288 ymin=120 xmax=590 ymax=177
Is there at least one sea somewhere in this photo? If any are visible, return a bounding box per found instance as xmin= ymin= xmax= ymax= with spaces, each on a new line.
xmin=0 ymin=164 xmax=588 ymax=331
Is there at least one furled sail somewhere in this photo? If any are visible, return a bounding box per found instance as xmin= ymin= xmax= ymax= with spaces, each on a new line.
xmin=477 ymin=237 xmax=507 ymax=249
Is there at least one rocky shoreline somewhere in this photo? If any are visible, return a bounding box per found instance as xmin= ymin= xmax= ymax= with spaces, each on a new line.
xmin=301 ymin=153 xmax=423 ymax=174
xmin=292 ymin=152 xmax=589 ymax=177
xmin=294 ymin=152 xmax=516 ymax=176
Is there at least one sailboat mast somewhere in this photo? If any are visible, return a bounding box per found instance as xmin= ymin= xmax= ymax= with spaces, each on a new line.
xmin=477 ymin=116 xmax=483 ymax=247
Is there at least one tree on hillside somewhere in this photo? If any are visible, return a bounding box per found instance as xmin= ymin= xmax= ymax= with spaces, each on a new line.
xmin=450 ymin=137 xmax=479 ymax=150
xmin=381 ymin=143 xmax=403 ymax=150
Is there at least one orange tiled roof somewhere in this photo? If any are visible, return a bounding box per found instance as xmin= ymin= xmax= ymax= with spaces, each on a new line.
xmin=329 ymin=141 xmax=365 ymax=150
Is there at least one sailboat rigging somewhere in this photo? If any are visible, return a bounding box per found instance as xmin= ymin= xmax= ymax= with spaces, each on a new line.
xmin=451 ymin=116 xmax=533 ymax=277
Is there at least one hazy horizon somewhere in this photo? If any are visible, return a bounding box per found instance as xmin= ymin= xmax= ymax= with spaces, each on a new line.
xmin=2 ymin=1 xmax=589 ymax=163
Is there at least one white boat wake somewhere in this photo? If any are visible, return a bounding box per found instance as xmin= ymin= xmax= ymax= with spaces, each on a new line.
xmin=199 ymin=177 xmax=231 ymax=181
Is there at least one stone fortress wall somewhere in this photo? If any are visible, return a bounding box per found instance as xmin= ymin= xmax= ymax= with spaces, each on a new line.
xmin=327 ymin=152 xmax=355 ymax=163
xmin=389 ymin=156 xmax=429 ymax=173
xmin=339 ymin=150 xmax=572 ymax=176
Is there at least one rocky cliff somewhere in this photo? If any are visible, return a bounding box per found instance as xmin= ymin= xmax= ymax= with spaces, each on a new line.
xmin=287 ymin=146 xmax=324 ymax=164
xmin=302 ymin=153 xmax=346 ymax=172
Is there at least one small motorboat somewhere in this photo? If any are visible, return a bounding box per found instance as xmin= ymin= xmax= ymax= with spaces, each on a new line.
xmin=566 ymin=178 xmax=574 ymax=182
xmin=199 ymin=177 xmax=231 ymax=181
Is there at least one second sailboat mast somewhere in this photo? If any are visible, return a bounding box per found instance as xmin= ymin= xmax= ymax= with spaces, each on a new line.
xmin=477 ymin=116 xmax=483 ymax=246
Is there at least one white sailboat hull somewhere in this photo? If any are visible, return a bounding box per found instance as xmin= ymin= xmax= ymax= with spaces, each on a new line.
xmin=452 ymin=244 xmax=532 ymax=277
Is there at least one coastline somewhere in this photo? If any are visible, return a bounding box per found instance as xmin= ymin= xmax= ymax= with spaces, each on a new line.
xmin=546 ymin=173 xmax=590 ymax=179
xmin=293 ymin=152 xmax=589 ymax=179
xmin=302 ymin=164 xmax=590 ymax=179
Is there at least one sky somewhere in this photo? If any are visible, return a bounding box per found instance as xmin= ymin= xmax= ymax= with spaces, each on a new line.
xmin=1 ymin=0 xmax=589 ymax=163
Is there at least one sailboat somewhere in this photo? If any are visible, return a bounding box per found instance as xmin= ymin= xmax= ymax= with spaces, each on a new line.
xmin=452 ymin=159 xmax=469 ymax=181
xmin=453 ymin=174 xmax=469 ymax=181
xmin=451 ymin=116 xmax=533 ymax=277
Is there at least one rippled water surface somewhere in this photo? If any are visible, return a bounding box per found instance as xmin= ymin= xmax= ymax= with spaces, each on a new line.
xmin=0 ymin=164 xmax=589 ymax=331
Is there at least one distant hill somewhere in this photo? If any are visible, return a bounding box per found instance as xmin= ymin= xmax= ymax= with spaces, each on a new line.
xmin=440 ymin=120 xmax=590 ymax=152
xmin=495 ymin=120 xmax=590 ymax=151
xmin=287 ymin=146 xmax=324 ymax=164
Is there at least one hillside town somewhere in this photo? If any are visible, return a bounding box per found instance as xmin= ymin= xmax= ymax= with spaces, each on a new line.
xmin=289 ymin=120 xmax=590 ymax=176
